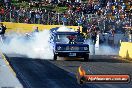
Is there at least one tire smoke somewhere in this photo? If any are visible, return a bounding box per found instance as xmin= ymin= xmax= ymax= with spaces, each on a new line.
xmin=86 ymin=40 xmax=119 ymax=55
xmin=0 ymin=30 xmax=54 ymax=59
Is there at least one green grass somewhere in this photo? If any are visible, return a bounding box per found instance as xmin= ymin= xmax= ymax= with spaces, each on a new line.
xmin=12 ymin=1 xmax=29 ymax=8
xmin=54 ymin=6 xmax=68 ymax=13
xmin=11 ymin=1 xmax=69 ymax=13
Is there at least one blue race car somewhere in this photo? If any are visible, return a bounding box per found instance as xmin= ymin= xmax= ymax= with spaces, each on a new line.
xmin=50 ymin=28 xmax=90 ymax=61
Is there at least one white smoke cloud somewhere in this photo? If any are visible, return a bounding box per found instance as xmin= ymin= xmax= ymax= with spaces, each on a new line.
xmin=95 ymin=45 xmax=118 ymax=55
xmin=57 ymin=26 xmax=75 ymax=32
xmin=0 ymin=27 xmax=118 ymax=59
xmin=0 ymin=30 xmax=54 ymax=59
xmin=86 ymin=39 xmax=118 ymax=55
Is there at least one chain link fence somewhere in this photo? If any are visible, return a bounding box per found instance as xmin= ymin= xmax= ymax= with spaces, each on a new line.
xmin=0 ymin=8 xmax=100 ymax=25
xmin=0 ymin=8 xmax=131 ymax=33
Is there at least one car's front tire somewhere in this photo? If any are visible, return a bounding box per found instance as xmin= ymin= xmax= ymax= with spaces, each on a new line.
xmin=53 ymin=54 xmax=57 ymax=60
xmin=84 ymin=54 xmax=89 ymax=62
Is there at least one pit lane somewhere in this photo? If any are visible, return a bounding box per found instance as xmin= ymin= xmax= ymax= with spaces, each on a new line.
xmin=5 ymin=54 xmax=132 ymax=88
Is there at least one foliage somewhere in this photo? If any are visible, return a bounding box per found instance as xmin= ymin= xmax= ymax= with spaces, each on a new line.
xmin=12 ymin=1 xmax=29 ymax=8
xmin=54 ymin=6 xmax=68 ymax=13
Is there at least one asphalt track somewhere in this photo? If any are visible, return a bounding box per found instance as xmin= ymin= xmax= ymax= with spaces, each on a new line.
xmin=5 ymin=55 xmax=132 ymax=88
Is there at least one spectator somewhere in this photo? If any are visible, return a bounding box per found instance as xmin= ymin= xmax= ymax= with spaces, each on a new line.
xmin=30 ymin=9 xmax=35 ymax=23
xmin=0 ymin=8 xmax=5 ymax=22
xmin=77 ymin=26 xmax=81 ymax=34
xmin=109 ymin=28 xmax=115 ymax=36
xmin=35 ymin=10 xmax=41 ymax=24
xmin=0 ymin=23 xmax=7 ymax=38
xmin=0 ymin=15 xmax=1 ymax=22
xmin=90 ymin=26 xmax=97 ymax=44
xmin=0 ymin=0 xmax=131 ymax=35
xmin=34 ymin=27 xmax=39 ymax=33
xmin=4 ymin=0 xmax=11 ymax=9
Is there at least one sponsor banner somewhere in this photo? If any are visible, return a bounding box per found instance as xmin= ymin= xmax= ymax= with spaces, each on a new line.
xmin=77 ymin=66 xmax=130 ymax=84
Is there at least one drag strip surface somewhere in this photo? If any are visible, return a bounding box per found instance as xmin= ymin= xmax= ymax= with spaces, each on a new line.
xmin=5 ymin=56 xmax=97 ymax=88
xmin=6 ymin=55 xmax=132 ymax=88
xmin=50 ymin=56 xmax=132 ymax=88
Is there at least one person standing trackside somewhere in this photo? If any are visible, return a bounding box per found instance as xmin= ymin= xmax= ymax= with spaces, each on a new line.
xmin=0 ymin=23 xmax=7 ymax=38
xmin=91 ymin=26 xmax=97 ymax=44
xmin=33 ymin=27 xmax=39 ymax=33
xmin=0 ymin=23 xmax=7 ymax=43
xmin=77 ymin=26 xmax=81 ymax=34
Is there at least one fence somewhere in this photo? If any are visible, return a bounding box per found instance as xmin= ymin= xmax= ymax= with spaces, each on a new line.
xmin=0 ymin=8 xmax=100 ymax=25
xmin=0 ymin=8 xmax=131 ymax=33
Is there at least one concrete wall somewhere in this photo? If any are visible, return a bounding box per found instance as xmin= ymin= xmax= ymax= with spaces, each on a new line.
xmin=119 ymin=42 xmax=132 ymax=59
xmin=1 ymin=22 xmax=82 ymax=33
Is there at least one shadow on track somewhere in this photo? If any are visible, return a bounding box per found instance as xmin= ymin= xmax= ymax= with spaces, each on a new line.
xmin=56 ymin=55 xmax=130 ymax=63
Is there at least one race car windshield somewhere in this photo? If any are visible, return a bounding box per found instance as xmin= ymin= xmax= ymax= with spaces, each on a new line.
xmin=56 ymin=34 xmax=77 ymax=44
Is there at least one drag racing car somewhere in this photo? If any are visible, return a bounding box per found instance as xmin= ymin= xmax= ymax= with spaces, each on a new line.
xmin=50 ymin=27 xmax=90 ymax=61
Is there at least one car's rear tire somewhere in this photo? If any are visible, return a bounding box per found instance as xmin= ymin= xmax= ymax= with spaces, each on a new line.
xmin=84 ymin=54 xmax=89 ymax=62
xmin=53 ymin=54 xmax=57 ymax=60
